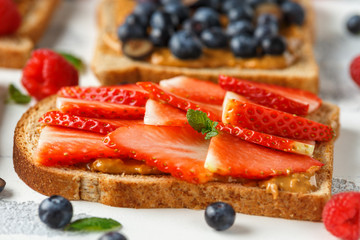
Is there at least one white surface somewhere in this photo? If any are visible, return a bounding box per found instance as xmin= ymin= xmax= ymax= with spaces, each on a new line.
xmin=0 ymin=0 xmax=359 ymax=239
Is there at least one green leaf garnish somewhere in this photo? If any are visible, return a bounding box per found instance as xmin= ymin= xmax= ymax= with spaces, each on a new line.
xmin=64 ymin=217 xmax=122 ymax=232
xmin=6 ymin=84 xmax=31 ymax=104
xmin=186 ymin=109 xmax=219 ymax=140
xmin=58 ymin=52 xmax=85 ymax=72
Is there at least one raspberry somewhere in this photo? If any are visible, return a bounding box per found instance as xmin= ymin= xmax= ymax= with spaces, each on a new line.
xmin=350 ymin=55 xmax=360 ymax=87
xmin=322 ymin=192 xmax=360 ymax=240
xmin=21 ymin=49 xmax=79 ymax=100
xmin=0 ymin=0 xmax=22 ymax=35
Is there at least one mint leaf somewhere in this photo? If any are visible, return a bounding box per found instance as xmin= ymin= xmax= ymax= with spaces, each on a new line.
xmin=7 ymin=84 xmax=31 ymax=104
xmin=186 ymin=109 xmax=219 ymax=139
xmin=58 ymin=52 xmax=85 ymax=72
xmin=64 ymin=217 xmax=121 ymax=232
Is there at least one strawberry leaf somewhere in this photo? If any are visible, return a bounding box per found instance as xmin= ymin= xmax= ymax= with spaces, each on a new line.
xmin=7 ymin=84 xmax=31 ymax=104
xmin=64 ymin=217 xmax=121 ymax=232
xmin=58 ymin=52 xmax=85 ymax=72
xmin=186 ymin=109 xmax=218 ymax=139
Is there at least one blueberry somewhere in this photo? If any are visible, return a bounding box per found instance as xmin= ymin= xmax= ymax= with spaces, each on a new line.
xmin=254 ymin=23 xmax=278 ymax=42
xmin=98 ymin=232 xmax=127 ymax=240
xmin=189 ymin=0 xmax=222 ymax=11
xmin=201 ymin=27 xmax=228 ymax=48
xmin=182 ymin=19 xmax=206 ymax=36
xmin=257 ymin=13 xmax=278 ymax=26
xmin=164 ymin=3 xmax=190 ymax=24
xmin=125 ymin=13 xmax=148 ymax=28
xmin=150 ymin=27 xmax=173 ymax=46
xmin=38 ymin=195 xmax=73 ymax=229
xmin=281 ymin=1 xmax=305 ymax=25
xmin=347 ymin=15 xmax=360 ymax=34
xmin=117 ymin=23 xmax=147 ymax=42
xmin=205 ymin=202 xmax=236 ymax=231
xmin=261 ymin=35 xmax=286 ymax=55
xmin=169 ymin=30 xmax=202 ymax=59
xmin=221 ymin=0 xmax=243 ymax=14
xmin=193 ymin=7 xmax=221 ymax=29
xmin=227 ymin=5 xmax=254 ymax=22
xmin=160 ymin=0 xmax=180 ymax=5
xmin=0 ymin=178 xmax=5 ymax=193
xmin=230 ymin=34 xmax=258 ymax=58
xmin=150 ymin=10 xmax=176 ymax=29
xmin=133 ymin=2 xmax=158 ymax=19
xmin=226 ymin=20 xmax=254 ymax=38
xmin=246 ymin=0 xmax=266 ymax=8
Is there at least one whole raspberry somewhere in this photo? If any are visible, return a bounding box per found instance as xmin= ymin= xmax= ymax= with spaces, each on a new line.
xmin=0 ymin=0 xmax=22 ymax=35
xmin=322 ymin=192 xmax=360 ymax=240
xmin=350 ymin=55 xmax=360 ymax=87
xmin=21 ymin=49 xmax=79 ymax=100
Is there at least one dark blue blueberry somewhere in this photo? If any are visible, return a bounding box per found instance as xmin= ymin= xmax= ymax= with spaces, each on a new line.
xmin=117 ymin=23 xmax=147 ymax=42
xmin=226 ymin=20 xmax=254 ymax=38
xmin=261 ymin=35 xmax=286 ymax=55
xmin=227 ymin=5 xmax=254 ymax=22
xmin=0 ymin=178 xmax=5 ymax=193
xmin=182 ymin=19 xmax=206 ymax=36
xmin=347 ymin=15 xmax=360 ymax=34
xmin=133 ymin=2 xmax=158 ymax=20
xmin=230 ymin=34 xmax=258 ymax=58
xmin=150 ymin=27 xmax=173 ymax=46
xmin=192 ymin=7 xmax=221 ymax=29
xmin=254 ymin=23 xmax=278 ymax=42
xmin=160 ymin=0 xmax=180 ymax=5
xmin=150 ymin=10 xmax=176 ymax=29
xmin=125 ymin=13 xmax=148 ymax=28
xmin=164 ymin=3 xmax=190 ymax=24
xmin=189 ymin=0 xmax=222 ymax=11
xmin=205 ymin=202 xmax=236 ymax=231
xmin=38 ymin=195 xmax=73 ymax=229
xmin=246 ymin=0 xmax=266 ymax=8
xmin=257 ymin=13 xmax=278 ymax=26
xmin=221 ymin=0 xmax=243 ymax=14
xmin=281 ymin=1 xmax=305 ymax=25
xmin=200 ymin=27 xmax=228 ymax=48
xmin=169 ymin=30 xmax=202 ymax=59
xmin=98 ymin=232 xmax=127 ymax=240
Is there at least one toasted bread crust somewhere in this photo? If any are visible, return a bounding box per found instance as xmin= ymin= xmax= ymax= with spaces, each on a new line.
xmin=13 ymin=96 xmax=340 ymax=221
xmin=0 ymin=0 xmax=60 ymax=69
xmin=91 ymin=0 xmax=319 ymax=93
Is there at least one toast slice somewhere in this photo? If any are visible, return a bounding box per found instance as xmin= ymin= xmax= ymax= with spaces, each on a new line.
xmin=13 ymin=95 xmax=340 ymax=221
xmin=91 ymin=0 xmax=319 ymax=93
xmin=0 ymin=0 xmax=60 ymax=69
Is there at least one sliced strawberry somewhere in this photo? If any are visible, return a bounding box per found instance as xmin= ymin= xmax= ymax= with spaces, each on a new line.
xmin=56 ymin=97 xmax=145 ymax=119
xmin=159 ymin=76 xmax=226 ymax=105
xmin=223 ymin=99 xmax=333 ymax=141
xmin=104 ymin=125 xmax=213 ymax=183
xmin=216 ymin=123 xmax=315 ymax=156
xmin=39 ymin=111 xmax=141 ymax=134
xmin=219 ymin=75 xmax=322 ymax=115
xmin=58 ymin=85 xmax=149 ymax=107
xmin=205 ymin=132 xmax=323 ymax=179
xmin=137 ymin=82 xmax=222 ymax=121
xmin=144 ymin=99 xmax=187 ymax=126
xmin=36 ymin=126 xmax=122 ymax=166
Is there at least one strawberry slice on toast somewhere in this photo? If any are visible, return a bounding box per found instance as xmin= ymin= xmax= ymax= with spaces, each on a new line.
xmin=137 ymin=82 xmax=222 ymax=121
xmin=223 ymin=98 xmax=333 ymax=141
xmin=56 ymin=97 xmax=145 ymax=119
xmin=219 ymin=75 xmax=322 ymax=115
xmin=39 ymin=111 xmax=142 ymax=134
xmin=58 ymin=85 xmax=149 ymax=107
xmin=144 ymin=99 xmax=188 ymax=126
xmin=36 ymin=126 xmax=123 ymax=166
xmin=159 ymin=76 xmax=226 ymax=105
xmin=104 ymin=125 xmax=213 ymax=183
xmin=205 ymin=132 xmax=323 ymax=179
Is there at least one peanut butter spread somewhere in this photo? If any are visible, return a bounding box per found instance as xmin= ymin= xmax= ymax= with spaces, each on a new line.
xmin=104 ymin=0 xmax=307 ymax=70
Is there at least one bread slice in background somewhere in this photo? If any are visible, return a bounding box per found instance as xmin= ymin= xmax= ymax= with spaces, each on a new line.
xmin=92 ymin=0 xmax=319 ymax=93
xmin=0 ymin=0 xmax=60 ymax=69
xmin=13 ymin=95 xmax=340 ymax=221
